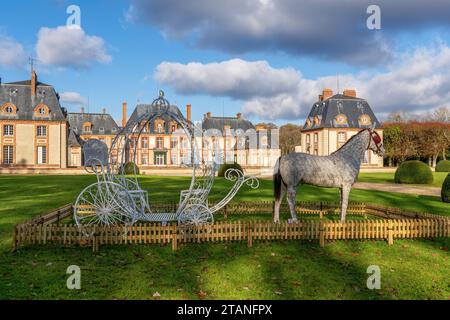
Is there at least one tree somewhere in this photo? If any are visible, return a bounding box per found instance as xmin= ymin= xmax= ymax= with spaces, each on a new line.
xmin=279 ymin=124 xmax=302 ymax=155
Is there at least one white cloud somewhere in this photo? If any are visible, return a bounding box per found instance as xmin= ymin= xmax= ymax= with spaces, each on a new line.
xmin=59 ymin=92 xmax=87 ymax=105
xmin=155 ymin=44 xmax=450 ymax=120
xmin=155 ymin=59 xmax=301 ymax=99
xmin=36 ymin=26 xmax=112 ymax=69
xmin=0 ymin=33 xmax=27 ymax=68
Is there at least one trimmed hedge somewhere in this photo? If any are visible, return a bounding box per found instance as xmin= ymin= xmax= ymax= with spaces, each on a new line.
xmin=123 ymin=162 xmax=140 ymax=175
xmin=442 ymin=174 xmax=450 ymax=203
xmin=218 ymin=162 xmax=243 ymax=177
xmin=435 ymin=160 xmax=450 ymax=172
xmin=394 ymin=160 xmax=433 ymax=184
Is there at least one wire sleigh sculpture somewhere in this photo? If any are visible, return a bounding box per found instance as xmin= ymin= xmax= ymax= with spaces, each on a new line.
xmin=73 ymin=92 xmax=259 ymax=235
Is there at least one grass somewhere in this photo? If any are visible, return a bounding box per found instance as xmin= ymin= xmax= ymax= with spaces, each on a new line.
xmin=0 ymin=174 xmax=449 ymax=300
xmin=358 ymin=172 xmax=448 ymax=188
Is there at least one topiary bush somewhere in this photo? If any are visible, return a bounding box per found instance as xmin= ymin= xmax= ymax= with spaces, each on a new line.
xmin=442 ymin=174 xmax=450 ymax=203
xmin=122 ymin=162 xmax=140 ymax=175
xmin=218 ymin=162 xmax=243 ymax=177
xmin=394 ymin=160 xmax=433 ymax=184
xmin=435 ymin=160 xmax=450 ymax=172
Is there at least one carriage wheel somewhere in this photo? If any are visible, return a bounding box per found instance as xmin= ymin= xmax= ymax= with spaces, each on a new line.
xmin=74 ymin=181 xmax=136 ymax=236
xmin=178 ymin=204 xmax=214 ymax=226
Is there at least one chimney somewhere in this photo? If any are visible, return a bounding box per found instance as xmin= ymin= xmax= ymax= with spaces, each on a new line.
xmin=186 ymin=104 xmax=191 ymax=122
xmin=31 ymin=71 xmax=37 ymax=97
xmin=343 ymin=89 xmax=356 ymax=97
xmin=80 ymin=107 xmax=85 ymax=113
xmin=322 ymin=88 xmax=333 ymax=100
xmin=122 ymin=102 xmax=127 ymax=127
xmin=236 ymin=112 xmax=242 ymax=119
xmin=206 ymin=112 xmax=211 ymax=119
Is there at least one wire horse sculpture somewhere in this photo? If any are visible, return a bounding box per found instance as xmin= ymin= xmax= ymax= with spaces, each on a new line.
xmin=73 ymin=91 xmax=259 ymax=235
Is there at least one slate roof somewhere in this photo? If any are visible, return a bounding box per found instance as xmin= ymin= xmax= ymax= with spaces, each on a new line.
xmin=202 ymin=116 xmax=255 ymax=132
xmin=0 ymin=80 xmax=66 ymax=121
xmin=302 ymin=94 xmax=381 ymax=131
xmin=67 ymin=112 xmax=119 ymax=135
xmin=68 ymin=129 xmax=83 ymax=147
xmin=127 ymin=104 xmax=186 ymax=134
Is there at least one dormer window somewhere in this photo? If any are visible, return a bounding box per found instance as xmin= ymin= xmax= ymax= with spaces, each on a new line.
xmin=99 ymin=127 xmax=105 ymax=134
xmin=335 ymin=113 xmax=348 ymax=125
xmin=83 ymin=122 xmax=93 ymax=133
xmin=306 ymin=118 xmax=311 ymax=127
xmin=34 ymin=104 xmax=50 ymax=117
xmin=1 ymin=102 xmax=17 ymax=115
xmin=359 ymin=114 xmax=372 ymax=126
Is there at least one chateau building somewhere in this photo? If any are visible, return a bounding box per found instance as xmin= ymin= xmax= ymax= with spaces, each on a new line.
xmin=299 ymin=88 xmax=383 ymax=167
xmin=0 ymin=72 xmax=280 ymax=170
xmin=67 ymin=109 xmax=119 ymax=167
xmin=0 ymin=72 xmax=68 ymax=168
xmin=201 ymin=112 xmax=280 ymax=167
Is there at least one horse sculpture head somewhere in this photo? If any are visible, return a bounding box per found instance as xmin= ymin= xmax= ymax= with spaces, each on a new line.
xmin=367 ymin=125 xmax=385 ymax=157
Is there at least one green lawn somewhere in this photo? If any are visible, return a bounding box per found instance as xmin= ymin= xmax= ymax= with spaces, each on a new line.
xmin=0 ymin=174 xmax=449 ymax=300
xmin=358 ymin=172 xmax=448 ymax=188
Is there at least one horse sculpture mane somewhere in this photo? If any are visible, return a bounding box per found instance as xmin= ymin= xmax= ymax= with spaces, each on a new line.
xmin=273 ymin=128 xmax=384 ymax=222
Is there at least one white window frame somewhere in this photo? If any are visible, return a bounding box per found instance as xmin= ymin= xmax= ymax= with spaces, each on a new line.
xmin=37 ymin=146 xmax=47 ymax=164
xmin=3 ymin=145 xmax=13 ymax=164
xmin=37 ymin=125 xmax=47 ymax=137
xmin=3 ymin=125 xmax=13 ymax=136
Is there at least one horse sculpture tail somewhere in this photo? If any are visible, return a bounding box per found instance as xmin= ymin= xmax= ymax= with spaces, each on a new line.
xmin=273 ymin=157 xmax=282 ymax=201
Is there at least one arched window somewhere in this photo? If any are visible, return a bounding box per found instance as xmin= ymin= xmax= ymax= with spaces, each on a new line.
xmin=335 ymin=113 xmax=348 ymax=125
xmin=34 ymin=104 xmax=50 ymax=117
xmin=1 ymin=102 xmax=17 ymax=115
xmin=359 ymin=114 xmax=372 ymax=126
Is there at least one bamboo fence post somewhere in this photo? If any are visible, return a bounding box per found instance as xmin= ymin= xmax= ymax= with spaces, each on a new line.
xmin=319 ymin=221 xmax=325 ymax=247
xmin=387 ymin=220 xmax=394 ymax=245
xmin=172 ymin=231 xmax=178 ymax=251
xmin=247 ymin=224 xmax=253 ymax=248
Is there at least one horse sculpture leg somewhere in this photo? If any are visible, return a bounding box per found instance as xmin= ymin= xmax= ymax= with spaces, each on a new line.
xmin=273 ymin=183 xmax=286 ymax=223
xmin=340 ymin=185 xmax=350 ymax=222
xmin=286 ymin=185 xmax=298 ymax=222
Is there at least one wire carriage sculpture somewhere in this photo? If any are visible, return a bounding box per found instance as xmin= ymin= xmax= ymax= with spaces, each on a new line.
xmin=73 ymin=91 xmax=259 ymax=235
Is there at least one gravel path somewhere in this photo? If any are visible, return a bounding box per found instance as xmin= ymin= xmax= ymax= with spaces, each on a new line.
xmin=353 ymin=182 xmax=441 ymax=197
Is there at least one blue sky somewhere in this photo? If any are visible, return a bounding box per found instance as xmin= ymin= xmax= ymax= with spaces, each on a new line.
xmin=1 ymin=0 xmax=450 ymax=125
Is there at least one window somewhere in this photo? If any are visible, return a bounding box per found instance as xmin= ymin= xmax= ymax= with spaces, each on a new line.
xmin=141 ymin=154 xmax=148 ymax=165
xmin=1 ymin=103 xmax=17 ymax=114
xmin=306 ymin=134 xmax=310 ymax=144
xmin=112 ymin=127 xmax=117 ymax=133
xmin=335 ymin=114 xmax=348 ymax=125
xmin=359 ymin=114 xmax=372 ymax=126
xmin=171 ymin=124 xmax=176 ymax=132
xmin=99 ymin=127 xmax=105 ymax=134
xmin=170 ymin=137 xmax=177 ymax=148
xmin=3 ymin=146 xmax=13 ymax=164
xmin=141 ymin=138 xmax=148 ymax=149
xmin=37 ymin=146 xmax=47 ymax=164
xmin=171 ymin=154 xmax=177 ymax=165
xmin=3 ymin=125 xmax=13 ymax=136
xmin=37 ymin=126 xmax=47 ymax=137
xmin=314 ymin=133 xmax=318 ymax=143
xmin=337 ymin=132 xmax=346 ymax=143
xmin=156 ymin=137 xmax=164 ymax=149
xmin=34 ymin=104 xmax=49 ymax=117
xmin=83 ymin=123 xmax=92 ymax=133
xmin=155 ymin=153 xmax=165 ymax=165
xmin=156 ymin=123 xmax=163 ymax=133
